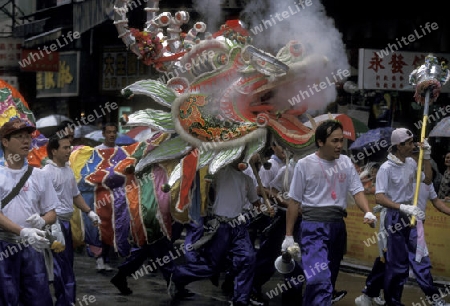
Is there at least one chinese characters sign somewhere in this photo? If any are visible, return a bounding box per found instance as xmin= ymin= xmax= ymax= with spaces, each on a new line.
xmin=36 ymin=51 xmax=79 ymax=97
xmin=101 ymin=46 xmax=149 ymax=92
xmin=358 ymin=49 xmax=450 ymax=93
xmin=0 ymin=38 xmax=22 ymax=67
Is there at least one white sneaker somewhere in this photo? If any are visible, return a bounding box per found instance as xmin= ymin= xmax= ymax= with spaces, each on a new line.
xmin=355 ymin=294 xmax=373 ymax=306
xmin=373 ymin=295 xmax=386 ymax=305
xmin=104 ymin=263 xmax=113 ymax=271
xmin=96 ymin=257 xmax=105 ymax=271
xmin=432 ymin=299 xmax=450 ymax=306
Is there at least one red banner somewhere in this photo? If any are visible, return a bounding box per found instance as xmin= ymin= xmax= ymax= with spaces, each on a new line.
xmin=19 ymin=50 xmax=59 ymax=72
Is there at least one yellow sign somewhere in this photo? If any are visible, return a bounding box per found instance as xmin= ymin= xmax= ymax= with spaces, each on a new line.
xmin=345 ymin=194 xmax=450 ymax=280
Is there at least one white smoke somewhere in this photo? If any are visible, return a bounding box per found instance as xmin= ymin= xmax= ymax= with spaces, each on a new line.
xmin=192 ymin=0 xmax=223 ymax=33
xmin=240 ymin=0 xmax=349 ymax=110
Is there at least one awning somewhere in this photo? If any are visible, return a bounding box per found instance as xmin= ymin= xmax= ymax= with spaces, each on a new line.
xmin=73 ymin=0 xmax=114 ymax=34
xmin=23 ymin=27 xmax=62 ymax=48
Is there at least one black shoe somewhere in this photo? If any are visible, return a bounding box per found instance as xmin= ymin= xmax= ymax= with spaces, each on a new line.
xmin=221 ymin=276 xmax=234 ymax=296
xmin=210 ymin=273 xmax=220 ymax=287
xmin=167 ymin=273 xmax=195 ymax=300
xmin=110 ymin=273 xmax=133 ymax=295
xmin=331 ymin=290 xmax=347 ymax=304
xmin=249 ymin=292 xmax=269 ymax=306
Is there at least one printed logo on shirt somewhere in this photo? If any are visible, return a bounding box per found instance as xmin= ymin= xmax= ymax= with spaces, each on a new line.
xmin=22 ymin=182 xmax=29 ymax=191
xmin=338 ymin=173 xmax=346 ymax=182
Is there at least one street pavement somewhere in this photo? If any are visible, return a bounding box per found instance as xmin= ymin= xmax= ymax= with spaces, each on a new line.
xmin=70 ymin=245 xmax=450 ymax=306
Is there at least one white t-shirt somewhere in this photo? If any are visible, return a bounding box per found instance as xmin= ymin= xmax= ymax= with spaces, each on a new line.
xmin=414 ymin=181 xmax=438 ymax=213
xmin=259 ymin=155 xmax=284 ymax=187
xmin=212 ymin=166 xmax=259 ymax=218
xmin=41 ymin=161 xmax=80 ymax=216
xmin=375 ymin=157 xmax=417 ymax=203
xmin=269 ymin=160 xmax=296 ymax=193
xmin=0 ymin=164 xmax=57 ymax=228
xmin=288 ymin=153 xmax=363 ymax=208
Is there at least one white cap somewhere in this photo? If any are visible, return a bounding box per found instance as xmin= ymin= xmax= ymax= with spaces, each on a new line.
xmin=389 ymin=128 xmax=413 ymax=151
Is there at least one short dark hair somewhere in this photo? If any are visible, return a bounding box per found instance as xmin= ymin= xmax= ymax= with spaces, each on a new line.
xmin=102 ymin=122 xmax=118 ymax=132
xmin=47 ymin=134 xmax=63 ymax=159
xmin=0 ymin=134 xmax=11 ymax=152
xmin=314 ymin=120 xmax=343 ymax=147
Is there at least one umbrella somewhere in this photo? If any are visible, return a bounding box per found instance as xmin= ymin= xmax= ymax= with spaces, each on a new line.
xmin=303 ymin=113 xmax=368 ymax=141
xmin=84 ymin=130 xmax=137 ymax=146
xmin=429 ymin=117 xmax=450 ymax=137
xmin=126 ymin=126 xmax=154 ymax=142
xmin=349 ymin=127 xmax=394 ymax=151
xmin=74 ymin=125 xmax=101 ymax=138
xmin=36 ymin=114 xmax=72 ymax=129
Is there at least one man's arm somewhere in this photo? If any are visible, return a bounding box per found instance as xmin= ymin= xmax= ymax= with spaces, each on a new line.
xmin=423 ymin=159 xmax=433 ymax=185
xmin=354 ymin=191 xmax=376 ymax=226
xmin=286 ymin=198 xmax=300 ymax=236
xmin=375 ymin=192 xmax=401 ymax=210
xmin=41 ymin=209 xmax=56 ymax=226
xmin=0 ymin=212 xmax=22 ymax=235
xmin=73 ymin=194 xmax=91 ymax=213
xmin=431 ymin=198 xmax=450 ymax=216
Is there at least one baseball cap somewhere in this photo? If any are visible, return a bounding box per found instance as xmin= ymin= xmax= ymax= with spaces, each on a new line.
xmin=0 ymin=117 xmax=36 ymax=139
xmin=388 ymin=128 xmax=413 ymax=152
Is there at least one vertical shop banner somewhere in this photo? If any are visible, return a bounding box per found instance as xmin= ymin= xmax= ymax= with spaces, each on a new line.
xmin=101 ymin=46 xmax=149 ymax=92
xmin=0 ymin=38 xmax=22 ymax=68
xmin=358 ymin=49 xmax=450 ymax=93
xmin=36 ymin=51 xmax=80 ymax=97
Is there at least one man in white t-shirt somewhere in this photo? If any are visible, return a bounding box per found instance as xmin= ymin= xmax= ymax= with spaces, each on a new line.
xmin=42 ymin=134 xmax=100 ymax=305
xmin=375 ymin=130 xmax=449 ymax=306
xmin=282 ymin=119 xmax=376 ymax=305
xmin=0 ymin=118 xmax=59 ymax=305
xmin=168 ymin=161 xmax=261 ymax=306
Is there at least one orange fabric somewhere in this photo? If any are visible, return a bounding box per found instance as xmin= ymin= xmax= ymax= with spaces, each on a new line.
xmin=28 ymin=145 xmax=48 ymax=168
xmin=175 ymin=149 xmax=199 ymax=212
xmin=114 ymin=158 xmax=147 ymax=247
xmin=0 ymin=79 xmax=29 ymax=108
xmin=124 ymin=175 xmax=147 ymax=246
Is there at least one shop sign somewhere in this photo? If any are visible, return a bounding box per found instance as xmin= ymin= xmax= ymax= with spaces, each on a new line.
xmin=101 ymin=46 xmax=149 ymax=92
xmin=36 ymin=51 xmax=79 ymax=97
xmin=358 ymin=48 xmax=450 ymax=93
xmin=0 ymin=38 xmax=22 ymax=67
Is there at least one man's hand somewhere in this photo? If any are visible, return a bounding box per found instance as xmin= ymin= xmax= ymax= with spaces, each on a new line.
xmin=363 ymin=211 xmax=377 ymax=228
xmin=50 ymin=223 xmax=66 ymax=253
xmin=422 ymin=138 xmax=431 ymax=160
xmin=399 ymin=204 xmax=425 ymax=220
xmin=281 ymin=235 xmax=295 ymax=252
xmin=26 ymin=213 xmax=46 ymax=229
xmin=88 ymin=211 xmax=101 ymax=226
xmin=20 ymin=228 xmax=50 ymax=252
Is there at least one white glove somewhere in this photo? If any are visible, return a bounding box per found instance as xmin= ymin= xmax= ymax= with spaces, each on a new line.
xmin=26 ymin=213 xmax=46 ymax=229
xmin=364 ymin=211 xmax=377 ymax=228
xmin=281 ymin=235 xmax=295 ymax=252
xmin=50 ymin=223 xmax=66 ymax=252
xmin=423 ymin=138 xmax=431 ymax=160
xmin=20 ymin=228 xmax=50 ymax=252
xmin=399 ymin=204 xmax=425 ymax=220
xmin=88 ymin=211 xmax=101 ymax=225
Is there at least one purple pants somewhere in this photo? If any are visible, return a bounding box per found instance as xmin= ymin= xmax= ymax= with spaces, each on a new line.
xmin=384 ymin=209 xmax=440 ymax=306
xmin=300 ymin=219 xmax=346 ymax=306
xmin=0 ymin=240 xmax=53 ymax=306
xmin=53 ymin=219 xmax=76 ymax=306
xmin=173 ymin=222 xmax=256 ymax=304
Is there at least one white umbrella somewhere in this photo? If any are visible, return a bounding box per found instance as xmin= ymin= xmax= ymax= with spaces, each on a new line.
xmin=74 ymin=125 xmax=101 ymax=138
xmin=36 ymin=114 xmax=72 ymax=129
